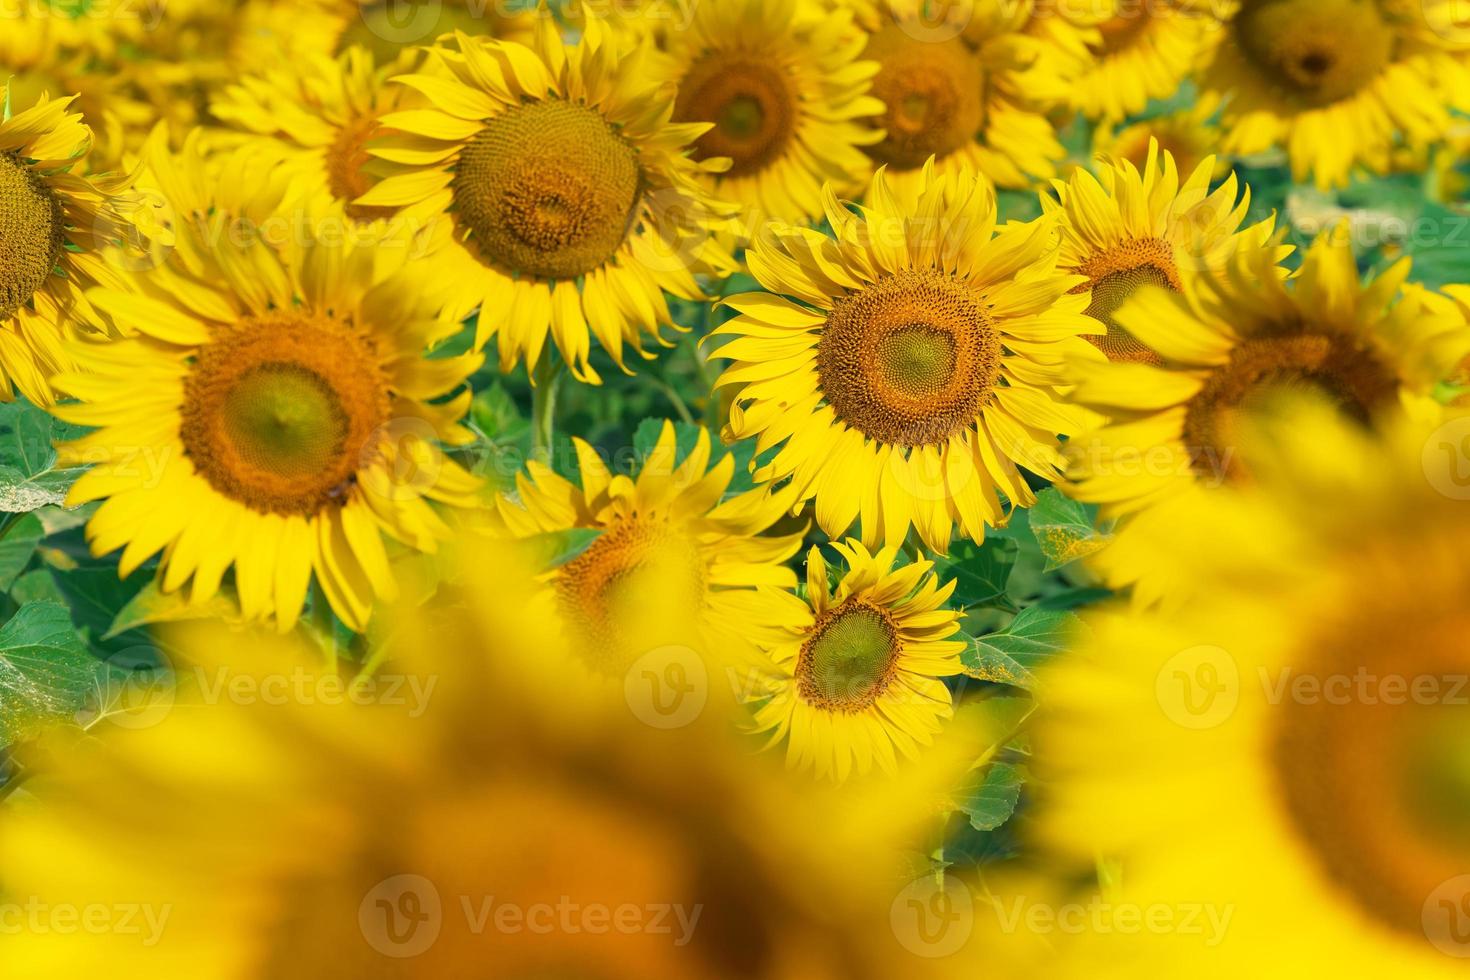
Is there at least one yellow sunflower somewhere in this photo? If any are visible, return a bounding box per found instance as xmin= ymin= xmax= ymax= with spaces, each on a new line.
xmin=1038 ymin=402 xmax=1470 ymax=978
xmin=1044 ymin=141 xmax=1285 ymax=365
xmin=655 ymin=0 xmax=883 ymax=230
xmin=713 ymin=164 xmax=1102 ymax=553
xmin=327 ymin=0 xmax=540 ymax=65
xmin=0 ymin=87 xmax=140 ymax=405
xmin=1089 ymin=94 xmax=1227 ymax=183
xmin=853 ymin=0 xmax=1069 ymax=195
xmin=1064 ymin=0 xmax=1223 ymax=122
xmin=1064 ymin=226 xmax=1470 ymax=605
xmin=491 ymin=421 xmax=804 ymax=675
xmin=1205 ymin=0 xmax=1470 ymax=189
xmin=361 ymin=21 xmax=737 ymax=383
xmin=50 ymin=137 xmax=484 ymax=634
xmin=742 ymin=539 xmax=965 ymax=781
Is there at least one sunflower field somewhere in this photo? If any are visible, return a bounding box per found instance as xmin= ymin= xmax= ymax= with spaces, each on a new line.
xmin=2 ymin=0 xmax=1470 ymax=976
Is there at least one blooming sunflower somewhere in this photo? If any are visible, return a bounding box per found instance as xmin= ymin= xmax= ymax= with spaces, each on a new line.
xmin=491 ymin=421 xmax=804 ymax=675
xmin=0 ymin=87 xmax=140 ymax=405
xmin=1064 ymin=226 xmax=1470 ymax=604
xmin=1038 ymin=403 xmax=1470 ymax=977
xmin=361 ymin=22 xmax=736 ymax=383
xmin=655 ymin=0 xmax=883 ymax=229
xmin=1044 ymin=141 xmax=1283 ymax=365
xmin=1205 ymin=0 xmax=1470 ymax=189
xmin=1064 ymin=0 xmax=1223 ymax=122
xmin=743 ymin=540 xmax=965 ymax=781
xmin=1089 ymin=95 xmax=1226 ymax=185
xmin=713 ymin=164 xmax=1102 ymax=553
xmin=50 ymin=139 xmax=484 ymax=633
xmin=854 ymin=0 xmax=1069 ymax=195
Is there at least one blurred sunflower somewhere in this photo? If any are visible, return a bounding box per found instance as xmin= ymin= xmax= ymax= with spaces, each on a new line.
xmin=362 ymin=22 xmax=736 ymax=383
xmin=1205 ymin=0 xmax=1470 ymax=188
xmin=0 ymin=88 xmax=140 ymax=405
xmin=743 ymin=540 xmax=965 ymax=781
xmin=1089 ymin=95 xmax=1226 ymax=184
xmin=1044 ymin=141 xmax=1282 ymax=365
xmin=1039 ymin=402 xmax=1470 ymax=978
xmin=329 ymin=0 xmax=540 ymax=64
xmin=657 ymin=0 xmax=883 ymax=229
xmin=1065 ymin=0 xmax=1223 ymax=122
xmin=491 ymin=422 xmax=803 ymax=675
xmin=1064 ymin=227 xmax=1470 ymax=604
xmin=714 ymin=164 xmax=1101 ymax=553
xmin=50 ymin=136 xmax=484 ymax=633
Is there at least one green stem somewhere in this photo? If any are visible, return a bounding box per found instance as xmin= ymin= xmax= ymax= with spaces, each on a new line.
xmin=310 ymin=578 xmax=337 ymax=666
xmin=531 ymin=350 xmax=563 ymax=462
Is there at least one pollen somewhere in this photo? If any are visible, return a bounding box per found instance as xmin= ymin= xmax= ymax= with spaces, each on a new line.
xmin=864 ymin=25 xmax=985 ymax=171
xmin=674 ymin=52 xmax=798 ymax=179
xmin=796 ymin=599 xmax=900 ymax=712
xmin=0 ymin=152 xmax=65 ymax=323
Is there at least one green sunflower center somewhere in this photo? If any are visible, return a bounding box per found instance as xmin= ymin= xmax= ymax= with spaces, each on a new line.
xmin=1235 ymin=0 xmax=1395 ymax=107
xmin=796 ymin=600 xmax=899 ymax=711
xmin=1404 ymin=711 xmax=1470 ymax=850
xmin=180 ymin=314 xmax=390 ymax=516
xmin=865 ymin=26 xmax=985 ymax=171
xmin=453 ymin=99 xmax=643 ymax=280
xmin=0 ymin=152 xmax=65 ymax=322
xmin=1075 ymin=238 xmax=1182 ymax=366
xmin=818 ymin=268 xmax=1001 ymax=448
xmin=338 ymin=0 xmax=498 ymax=62
xmin=674 ymin=54 xmax=797 ymax=179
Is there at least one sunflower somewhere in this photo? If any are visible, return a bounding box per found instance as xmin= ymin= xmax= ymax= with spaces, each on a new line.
xmin=1063 ymin=226 xmax=1470 ymax=604
xmin=1044 ymin=141 xmax=1284 ymax=365
xmin=741 ymin=540 xmax=965 ymax=781
xmin=328 ymin=0 xmax=540 ymax=65
xmin=1205 ymin=0 xmax=1470 ymax=189
xmin=50 ymin=136 xmax=484 ymax=633
xmin=1038 ymin=403 xmax=1470 ymax=978
xmin=1089 ymin=95 xmax=1227 ymax=184
xmin=713 ymin=164 xmax=1102 ymax=553
xmin=491 ymin=421 xmax=804 ymax=675
xmin=0 ymin=87 xmax=140 ymax=405
xmin=1063 ymin=0 xmax=1223 ymax=122
xmin=853 ymin=0 xmax=1069 ymax=195
xmin=654 ymin=0 xmax=883 ymax=230
xmin=359 ymin=22 xmax=736 ymax=384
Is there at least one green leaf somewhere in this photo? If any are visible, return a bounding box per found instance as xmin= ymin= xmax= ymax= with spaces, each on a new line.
xmin=0 ymin=401 xmax=90 ymax=513
xmin=531 ymin=528 xmax=602 ymax=569
xmin=957 ymin=760 xmax=1025 ymax=832
xmin=104 ymin=581 xmax=240 ymax=640
xmin=936 ymin=538 xmax=1018 ymax=611
xmin=1028 ymin=488 xmax=1109 ymax=572
xmin=960 ymin=606 xmax=1084 ymax=689
xmin=633 ymin=418 xmax=704 ymax=468
xmin=0 ymin=601 xmax=107 ymax=746
xmin=0 ymin=513 xmax=45 ymax=591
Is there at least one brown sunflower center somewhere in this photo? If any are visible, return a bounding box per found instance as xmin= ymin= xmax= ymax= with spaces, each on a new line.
xmin=796 ymin=598 xmax=900 ymax=712
xmin=864 ymin=26 xmax=985 ymax=171
xmin=327 ymin=113 xmax=394 ymax=222
xmin=1181 ymin=331 xmax=1400 ymax=482
xmin=1095 ymin=11 xmax=1153 ymax=55
xmin=818 ymin=268 xmax=1001 ymax=447
xmin=674 ymin=52 xmax=797 ymax=179
xmin=1074 ymin=238 xmax=1182 ymax=365
xmin=453 ymin=99 xmax=643 ymax=280
xmin=0 ymin=152 xmax=66 ymax=322
xmin=1234 ymin=0 xmax=1395 ymax=107
xmin=180 ymin=313 xmax=391 ymax=516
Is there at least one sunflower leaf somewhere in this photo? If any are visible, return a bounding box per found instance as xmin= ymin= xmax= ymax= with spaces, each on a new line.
xmin=0 ymin=601 xmax=107 ymax=747
xmin=935 ymin=537 xmax=1018 ymax=611
xmin=961 ymin=606 xmax=1085 ymax=689
xmin=0 ymin=401 xmax=90 ymax=514
xmin=105 ymin=581 xmax=242 ymax=640
xmin=956 ymin=759 xmax=1026 ymax=832
xmin=0 ymin=513 xmax=45 ymax=592
xmin=1028 ymin=488 xmax=1110 ymax=572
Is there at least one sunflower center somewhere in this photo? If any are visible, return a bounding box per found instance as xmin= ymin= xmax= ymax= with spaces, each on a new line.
xmin=0 ymin=152 xmax=66 ymax=322
xmin=796 ymin=600 xmax=900 ymax=712
xmin=1234 ymin=0 xmax=1395 ymax=107
xmin=327 ymin=113 xmax=395 ymax=223
xmin=1074 ymin=238 xmax=1181 ymax=365
xmin=865 ymin=26 xmax=985 ymax=171
xmin=337 ymin=0 xmax=492 ymax=62
xmin=1095 ymin=12 xmax=1153 ymax=55
xmin=180 ymin=313 xmax=391 ymax=516
xmin=453 ymin=99 xmax=642 ymax=280
xmin=674 ymin=53 xmax=797 ymax=179
xmin=818 ymin=269 xmax=1001 ymax=447
xmin=1181 ymin=332 xmax=1400 ymax=482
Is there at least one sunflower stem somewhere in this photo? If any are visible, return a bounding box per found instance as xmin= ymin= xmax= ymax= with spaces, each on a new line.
xmin=531 ymin=351 xmax=564 ymax=463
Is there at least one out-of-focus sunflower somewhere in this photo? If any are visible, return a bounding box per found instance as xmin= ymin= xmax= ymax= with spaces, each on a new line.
xmin=656 ymin=0 xmax=883 ymax=229
xmin=1205 ymin=0 xmax=1470 ymax=189
xmin=0 ymin=88 xmax=140 ymax=404
xmin=50 ymin=135 xmax=484 ymax=633
xmin=1064 ymin=227 xmax=1470 ymax=605
xmin=1063 ymin=0 xmax=1223 ymax=122
xmin=491 ymin=422 xmax=803 ymax=675
xmin=854 ymin=0 xmax=1068 ymax=194
xmin=362 ymin=22 xmax=736 ymax=383
xmin=713 ymin=164 xmax=1101 ymax=553
xmin=1038 ymin=401 xmax=1470 ymax=978
xmin=327 ymin=0 xmax=541 ymax=65
xmin=743 ymin=539 xmax=965 ymax=781
xmin=1089 ymin=95 xmax=1226 ymax=184
xmin=1044 ymin=141 xmax=1282 ymax=365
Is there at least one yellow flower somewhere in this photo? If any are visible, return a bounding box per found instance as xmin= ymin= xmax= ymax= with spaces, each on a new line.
xmin=744 ymin=539 xmax=966 ymax=781
xmin=1039 ymin=401 xmax=1470 ymax=977
xmin=1044 ymin=140 xmax=1283 ymax=365
xmin=1064 ymin=0 xmax=1224 ymax=122
xmin=0 ymin=87 xmax=140 ymax=405
xmin=714 ymin=164 xmax=1101 ymax=553
xmin=329 ymin=0 xmax=541 ymax=64
xmin=51 ymin=135 xmax=484 ymax=633
xmin=1089 ymin=95 xmax=1227 ymax=184
xmin=360 ymin=21 xmax=737 ymax=383
xmin=1205 ymin=0 xmax=1470 ymax=188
